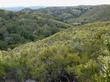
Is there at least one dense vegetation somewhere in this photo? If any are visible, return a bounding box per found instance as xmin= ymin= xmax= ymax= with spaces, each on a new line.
xmin=0 ymin=5 xmax=110 ymax=82
xmin=0 ymin=9 xmax=71 ymax=49
xmin=0 ymin=5 xmax=110 ymax=50
xmin=33 ymin=5 xmax=110 ymax=24
xmin=0 ymin=21 xmax=110 ymax=82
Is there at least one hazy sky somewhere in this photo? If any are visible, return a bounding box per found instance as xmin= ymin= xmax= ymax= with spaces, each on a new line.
xmin=0 ymin=0 xmax=110 ymax=7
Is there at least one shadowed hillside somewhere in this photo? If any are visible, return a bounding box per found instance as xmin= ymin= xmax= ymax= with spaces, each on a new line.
xmin=0 ymin=9 xmax=71 ymax=50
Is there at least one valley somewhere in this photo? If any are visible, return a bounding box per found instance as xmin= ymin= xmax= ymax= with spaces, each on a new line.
xmin=0 ymin=5 xmax=110 ymax=82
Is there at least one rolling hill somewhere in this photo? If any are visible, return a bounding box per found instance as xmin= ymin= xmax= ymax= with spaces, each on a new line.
xmin=1 ymin=5 xmax=110 ymax=50
xmin=0 ymin=21 xmax=110 ymax=82
xmin=0 ymin=5 xmax=110 ymax=82
xmin=0 ymin=9 xmax=71 ymax=49
xmin=33 ymin=5 xmax=110 ymax=24
xmin=74 ymin=5 xmax=110 ymax=24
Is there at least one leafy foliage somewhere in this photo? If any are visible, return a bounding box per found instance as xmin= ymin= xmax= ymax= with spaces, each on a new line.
xmin=1 ymin=5 xmax=110 ymax=50
xmin=0 ymin=9 xmax=71 ymax=50
xmin=0 ymin=21 xmax=110 ymax=82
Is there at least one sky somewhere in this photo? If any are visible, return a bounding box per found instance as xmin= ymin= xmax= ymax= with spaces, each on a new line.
xmin=0 ymin=0 xmax=110 ymax=7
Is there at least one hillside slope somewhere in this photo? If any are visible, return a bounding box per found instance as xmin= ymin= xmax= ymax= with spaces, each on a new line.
xmin=0 ymin=5 xmax=110 ymax=50
xmin=0 ymin=9 xmax=71 ymax=49
xmin=74 ymin=5 xmax=110 ymax=23
xmin=33 ymin=5 xmax=110 ymax=24
xmin=34 ymin=6 xmax=93 ymax=23
xmin=1 ymin=21 xmax=110 ymax=82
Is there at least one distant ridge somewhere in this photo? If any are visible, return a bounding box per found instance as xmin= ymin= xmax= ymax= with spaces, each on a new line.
xmin=0 ymin=6 xmax=45 ymax=11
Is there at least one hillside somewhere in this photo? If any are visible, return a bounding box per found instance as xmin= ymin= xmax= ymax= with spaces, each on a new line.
xmin=0 ymin=5 xmax=110 ymax=82
xmin=74 ymin=5 xmax=110 ymax=23
xmin=0 ymin=9 xmax=71 ymax=50
xmin=33 ymin=5 xmax=110 ymax=24
xmin=0 ymin=5 xmax=110 ymax=50
xmin=0 ymin=21 xmax=110 ymax=82
xmin=33 ymin=6 xmax=93 ymax=24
